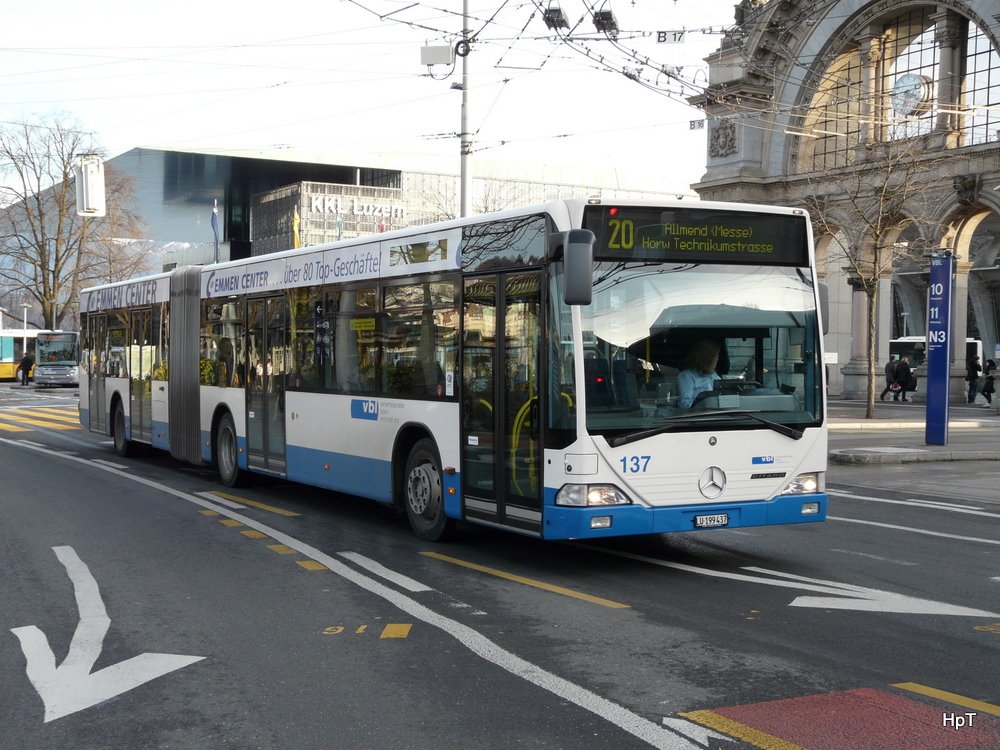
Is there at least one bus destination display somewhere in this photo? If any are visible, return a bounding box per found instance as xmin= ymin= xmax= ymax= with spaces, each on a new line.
xmin=584 ymin=206 xmax=809 ymax=266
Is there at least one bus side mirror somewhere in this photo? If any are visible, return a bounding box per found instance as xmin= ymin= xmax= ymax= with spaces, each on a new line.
xmin=550 ymin=229 xmax=594 ymax=306
xmin=818 ymin=281 xmax=830 ymax=335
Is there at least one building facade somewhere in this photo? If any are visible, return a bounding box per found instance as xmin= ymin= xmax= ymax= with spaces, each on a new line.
xmin=693 ymin=0 xmax=1000 ymax=399
xmin=109 ymin=147 xmax=686 ymax=265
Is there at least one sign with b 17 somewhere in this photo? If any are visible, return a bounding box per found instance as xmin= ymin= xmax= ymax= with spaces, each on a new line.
xmin=656 ymin=30 xmax=686 ymax=43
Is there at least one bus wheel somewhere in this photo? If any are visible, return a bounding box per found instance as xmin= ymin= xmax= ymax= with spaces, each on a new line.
xmin=112 ymin=401 xmax=135 ymax=457
xmin=217 ymin=413 xmax=245 ymax=487
xmin=404 ymin=438 xmax=455 ymax=542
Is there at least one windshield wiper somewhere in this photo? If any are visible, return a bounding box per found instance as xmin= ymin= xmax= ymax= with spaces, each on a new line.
xmin=606 ymin=410 xmax=803 ymax=448
xmin=606 ymin=414 xmax=730 ymax=447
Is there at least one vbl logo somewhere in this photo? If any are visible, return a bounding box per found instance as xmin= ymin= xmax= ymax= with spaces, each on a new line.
xmin=350 ymin=399 xmax=379 ymax=421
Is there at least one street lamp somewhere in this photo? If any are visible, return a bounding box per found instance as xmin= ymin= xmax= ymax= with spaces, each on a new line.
xmin=21 ymin=303 xmax=29 ymax=333
xmin=0 ymin=306 xmax=7 ymax=329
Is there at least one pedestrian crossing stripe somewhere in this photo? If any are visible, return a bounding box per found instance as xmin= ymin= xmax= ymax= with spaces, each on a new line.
xmin=0 ymin=412 xmax=79 ymax=430
xmin=0 ymin=422 xmax=31 ymax=432
xmin=11 ymin=409 xmax=80 ymax=423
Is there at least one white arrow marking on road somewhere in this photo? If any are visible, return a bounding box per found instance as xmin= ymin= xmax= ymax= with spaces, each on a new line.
xmin=10 ymin=546 xmax=205 ymax=723
xmin=583 ymin=546 xmax=1000 ymax=617
xmin=661 ymin=717 xmax=737 ymax=746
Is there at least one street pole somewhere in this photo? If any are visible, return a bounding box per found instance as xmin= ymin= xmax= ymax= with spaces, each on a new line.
xmin=459 ymin=0 xmax=472 ymax=218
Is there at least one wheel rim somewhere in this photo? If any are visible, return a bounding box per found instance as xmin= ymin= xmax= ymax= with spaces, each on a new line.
xmin=407 ymin=460 xmax=441 ymax=518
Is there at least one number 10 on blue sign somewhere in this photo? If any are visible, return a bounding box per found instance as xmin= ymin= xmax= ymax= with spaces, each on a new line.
xmin=926 ymin=255 xmax=953 ymax=445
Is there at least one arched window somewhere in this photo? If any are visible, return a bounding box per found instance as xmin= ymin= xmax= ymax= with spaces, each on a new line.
xmin=798 ymin=8 xmax=1000 ymax=171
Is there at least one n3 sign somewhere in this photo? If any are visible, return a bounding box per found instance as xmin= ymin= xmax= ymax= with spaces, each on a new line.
xmin=926 ymin=256 xmax=953 ymax=445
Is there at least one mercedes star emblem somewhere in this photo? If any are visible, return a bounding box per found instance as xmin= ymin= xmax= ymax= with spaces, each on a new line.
xmin=698 ymin=466 xmax=727 ymax=499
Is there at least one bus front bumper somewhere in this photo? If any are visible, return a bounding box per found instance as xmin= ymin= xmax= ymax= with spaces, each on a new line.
xmin=541 ymin=490 xmax=828 ymax=540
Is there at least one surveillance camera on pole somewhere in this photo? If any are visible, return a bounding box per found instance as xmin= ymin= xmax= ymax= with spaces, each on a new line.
xmin=75 ymin=154 xmax=106 ymax=218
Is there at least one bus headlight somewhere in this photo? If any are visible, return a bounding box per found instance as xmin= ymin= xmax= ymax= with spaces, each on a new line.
xmin=779 ymin=472 xmax=822 ymax=495
xmin=556 ymin=484 xmax=632 ymax=506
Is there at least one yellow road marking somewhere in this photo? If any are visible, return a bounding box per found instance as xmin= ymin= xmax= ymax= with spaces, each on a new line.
xmin=241 ymin=530 xmax=268 ymax=539
xmin=219 ymin=519 xmax=244 ymax=527
xmin=268 ymin=544 xmax=297 ymax=554
xmin=199 ymin=510 xmax=221 ymax=516
xmin=0 ymin=422 xmax=31 ymax=432
xmin=893 ymin=682 xmax=1000 ymax=717
xmin=297 ymin=560 xmax=328 ymax=570
xmin=207 ymin=491 xmax=301 ymax=516
xmin=680 ymin=710 xmax=808 ymax=750
xmin=0 ymin=413 xmax=78 ymax=430
xmin=380 ymin=624 xmax=412 ymax=638
xmin=14 ymin=409 xmax=80 ymax=423
xmin=420 ymin=551 xmax=630 ymax=609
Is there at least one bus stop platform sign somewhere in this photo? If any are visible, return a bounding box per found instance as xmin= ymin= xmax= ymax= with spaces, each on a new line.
xmin=925 ymin=255 xmax=953 ymax=445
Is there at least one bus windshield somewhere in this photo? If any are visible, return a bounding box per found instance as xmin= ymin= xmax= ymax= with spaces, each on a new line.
xmin=551 ymin=262 xmax=824 ymax=438
xmin=37 ymin=333 xmax=79 ymax=366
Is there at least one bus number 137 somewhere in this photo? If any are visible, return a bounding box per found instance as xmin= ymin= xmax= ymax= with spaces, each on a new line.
xmin=620 ymin=455 xmax=651 ymax=473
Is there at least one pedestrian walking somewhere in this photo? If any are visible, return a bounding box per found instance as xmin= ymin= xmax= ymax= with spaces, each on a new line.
xmin=966 ymin=355 xmax=982 ymax=403
xmin=982 ymin=359 xmax=996 ymax=406
xmin=879 ymin=355 xmax=897 ymax=401
xmin=894 ymin=356 xmax=912 ymax=402
xmin=18 ymin=351 xmax=34 ymax=386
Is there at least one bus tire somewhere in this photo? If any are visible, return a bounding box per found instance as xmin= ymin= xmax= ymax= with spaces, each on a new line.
xmin=216 ymin=413 xmax=245 ymax=488
xmin=112 ymin=400 xmax=135 ymax=457
xmin=403 ymin=438 xmax=455 ymax=542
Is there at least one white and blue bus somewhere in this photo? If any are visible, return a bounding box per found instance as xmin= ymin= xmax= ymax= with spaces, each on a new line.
xmin=33 ymin=331 xmax=80 ymax=387
xmin=78 ymin=198 xmax=828 ymax=541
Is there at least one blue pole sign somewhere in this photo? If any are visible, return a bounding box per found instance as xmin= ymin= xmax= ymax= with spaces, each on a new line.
xmin=925 ymin=255 xmax=953 ymax=445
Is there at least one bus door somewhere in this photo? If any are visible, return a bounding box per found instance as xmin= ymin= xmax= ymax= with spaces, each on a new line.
xmin=86 ymin=313 xmax=107 ymax=433
xmin=129 ymin=308 xmax=153 ymax=442
xmin=246 ymin=295 xmax=288 ymax=475
xmin=461 ymin=272 xmax=542 ymax=535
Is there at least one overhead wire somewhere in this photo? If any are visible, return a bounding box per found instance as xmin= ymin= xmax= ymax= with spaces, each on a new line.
xmin=8 ymin=0 xmax=989 ymax=153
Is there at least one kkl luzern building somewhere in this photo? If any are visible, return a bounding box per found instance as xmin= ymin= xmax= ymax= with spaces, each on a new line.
xmin=692 ymin=0 xmax=1000 ymax=400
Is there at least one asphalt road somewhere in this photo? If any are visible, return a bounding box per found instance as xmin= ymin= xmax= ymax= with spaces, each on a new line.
xmin=1 ymin=387 xmax=998 ymax=749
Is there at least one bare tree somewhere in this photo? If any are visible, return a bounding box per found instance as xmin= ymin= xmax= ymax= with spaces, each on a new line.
xmin=795 ymin=136 xmax=959 ymax=417
xmin=0 ymin=115 xmax=149 ymax=330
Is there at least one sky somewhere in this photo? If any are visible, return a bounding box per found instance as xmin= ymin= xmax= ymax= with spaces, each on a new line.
xmin=1 ymin=0 xmax=740 ymax=195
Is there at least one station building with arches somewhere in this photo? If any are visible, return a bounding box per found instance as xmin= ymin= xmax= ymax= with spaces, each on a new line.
xmin=692 ymin=0 xmax=1000 ymax=399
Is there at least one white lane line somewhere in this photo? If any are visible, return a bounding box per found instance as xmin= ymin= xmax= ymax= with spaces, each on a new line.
xmin=93 ymin=459 xmax=129 ymax=470
xmin=828 ymin=490 xmax=997 ymax=517
xmin=194 ymin=491 xmax=245 ymax=509
xmin=829 ymin=516 xmax=1000 ymax=545
xmin=338 ymin=552 xmax=432 ymax=592
xmin=830 ymin=549 xmax=917 ymax=566
xmin=5 ymin=437 xmax=698 ymax=750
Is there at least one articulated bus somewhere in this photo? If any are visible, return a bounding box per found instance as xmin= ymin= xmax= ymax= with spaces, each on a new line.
xmin=78 ymin=198 xmax=828 ymax=541
xmin=34 ymin=331 xmax=80 ymax=386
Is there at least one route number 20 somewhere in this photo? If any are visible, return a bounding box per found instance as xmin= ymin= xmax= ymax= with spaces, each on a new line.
xmin=619 ymin=455 xmax=651 ymax=473
xmin=608 ymin=219 xmax=635 ymax=250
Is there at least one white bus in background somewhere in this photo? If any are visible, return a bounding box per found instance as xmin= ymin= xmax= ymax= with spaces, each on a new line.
xmin=889 ymin=336 xmax=983 ymax=368
xmin=78 ymin=198 xmax=828 ymax=542
xmin=33 ymin=331 xmax=80 ymax=387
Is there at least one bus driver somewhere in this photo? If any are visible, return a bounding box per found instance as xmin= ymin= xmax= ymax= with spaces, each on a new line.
xmin=678 ymin=339 xmax=721 ymax=408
